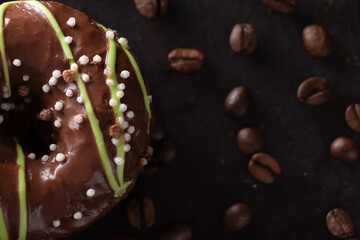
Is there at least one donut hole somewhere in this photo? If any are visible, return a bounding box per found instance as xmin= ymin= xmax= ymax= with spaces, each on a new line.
xmin=1 ymin=95 xmax=53 ymax=158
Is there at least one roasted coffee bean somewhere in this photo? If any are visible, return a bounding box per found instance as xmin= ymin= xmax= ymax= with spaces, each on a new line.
xmin=222 ymin=203 xmax=251 ymax=231
xmin=346 ymin=104 xmax=360 ymax=132
xmin=237 ymin=128 xmax=264 ymax=156
xmin=133 ymin=0 xmax=168 ymax=19
xmin=108 ymin=234 xmax=139 ymax=240
xmin=126 ymin=197 xmax=156 ymax=229
xmin=224 ymin=86 xmax=251 ymax=119
xmin=158 ymin=140 xmax=178 ymax=164
xmin=157 ymin=222 xmax=193 ymax=240
xmin=326 ymin=208 xmax=354 ymax=239
xmin=297 ymin=77 xmax=331 ymax=105
xmin=248 ymin=153 xmax=281 ymax=184
xmin=261 ymin=0 xmax=295 ymax=13
xmin=229 ymin=24 xmax=257 ymax=55
xmin=152 ymin=115 xmax=167 ymax=142
xmin=330 ymin=137 xmax=359 ymax=163
xmin=168 ymin=48 xmax=204 ymax=73
xmin=302 ymin=25 xmax=332 ymax=58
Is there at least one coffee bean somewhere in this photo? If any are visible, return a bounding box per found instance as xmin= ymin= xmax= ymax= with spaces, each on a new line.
xmin=133 ymin=0 xmax=168 ymax=19
xmin=157 ymin=222 xmax=193 ymax=240
xmin=152 ymin=115 xmax=167 ymax=142
xmin=237 ymin=128 xmax=264 ymax=156
xmin=302 ymin=25 xmax=332 ymax=58
xmin=224 ymin=86 xmax=251 ymax=119
xmin=222 ymin=203 xmax=251 ymax=231
xmin=229 ymin=24 xmax=257 ymax=55
xmin=297 ymin=77 xmax=331 ymax=105
xmin=248 ymin=153 xmax=281 ymax=184
xmin=330 ymin=137 xmax=359 ymax=163
xmin=39 ymin=109 xmax=52 ymax=121
xmin=168 ymin=48 xmax=204 ymax=73
xmin=126 ymin=197 xmax=156 ymax=229
xmin=346 ymin=104 xmax=360 ymax=132
xmin=326 ymin=208 xmax=354 ymax=239
xmin=158 ymin=140 xmax=178 ymax=164
xmin=108 ymin=234 xmax=139 ymax=240
xmin=261 ymin=0 xmax=296 ymax=14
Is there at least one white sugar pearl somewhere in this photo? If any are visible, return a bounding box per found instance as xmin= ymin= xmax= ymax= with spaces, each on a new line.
xmin=71 ymin=63 xmax=78 ymax=71
xmin=52 ymin=70 xmax=61 ymax=78
xmin=86 ymin=188 xmax=95 ymax=197
xmin=118 ymin=83 xmax=125 ymax=90
xmin=73 ymin=211 xmax=82 ymax=220
xmin=74 ymin=114 xmax=83 ymax=123
xmin=104 ymin=68 xmax=112 ymax=76
xmin=111 ymin=138 xmax=119 ymax=146
xmin=126 ymin=111 xmax=134 ymax=119
xmin=148 ymin=95 xmax=153 ymax=103
xmin=54 ymin=119 xmax=62 ymax=128
xmin=79 ymin=55 xmax=89 ymax=65
xmin=65 ymin=36 xmax=73 ymax=44
xmin=81 ymin=74 xmax=90 ymax=83
xmin=120 ymin=70 xmax=130 ymax=79
xmin=12 ymin=59 xmax=21 ymax=67
xmin=42 ymin=84 xmax=50 ymax=93
xmin=65 ymin=89 xmax=74 ymax=98
xmin=114 ymin=157 xmax=124 ymax=165
xmin=54 ymin=101 xmax=64 ymax=111
xmin=124 ymin=133 xmax=131 ymax=142
xmin=66 ymin=17 xmax=76 ymax=27
xmin=119 ymin=104 xmax=127 ymax=112
xmin=41 ymin=155 xmax=49 ymax=162
xmin=1 ymin=103 xmax=10 ymax=111
xmin=116 ymin=91 xmax=124 ymax=98
xmin=56 ymin=153 xmax=66 ymax=162
xmin=117 ymin=116 xmax=124 ymax=125
xmin=128 ymin=126 xmax=135 ymax=134
xmin=121 ymin=121 xmax=129 ymax=130
xmin=53 ymin=220 xmax=61 ymax=228
xmin=109 ymin=99 xmax=117 ymax=107
xmin=106 ymin=79 xmax=114 ymax=86
xmin=49 ymin=144 xmax=57 ymax=151
xmin=77 ymin=96 xmax=83 ymax=104
xmin=123 ymin=144 xmax=131 ymax=152
xmin=28 ymin=153 xmax=35 ymax=160
xmin=48 ymin=77 xmax=58 ymax=86
xmin=106 ymin=30 xmax=115 ymax=39
xmin=22 ymin=75 xmax=30 ymax=81
xmin=118 ymin=37 xmax=128 ymax=45
xmin=0 ymin=115 xmax=4 ymax=124
xmin=2 ymin=86 xmax=7 ymax=92
xmin=3 ymin=93 xmax=9 ymax=99
xmin=92 ymin=55 xmax=102 ymax=63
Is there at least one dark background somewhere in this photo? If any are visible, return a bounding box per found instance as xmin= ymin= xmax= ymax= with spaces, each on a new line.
xmin=52 ymin=0 xmax=360 ymax=239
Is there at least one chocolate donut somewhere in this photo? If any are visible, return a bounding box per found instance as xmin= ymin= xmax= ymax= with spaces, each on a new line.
xmin=0 ymin=1 xmax=151 ymax=239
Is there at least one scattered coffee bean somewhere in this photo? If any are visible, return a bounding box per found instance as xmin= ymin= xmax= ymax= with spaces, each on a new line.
xmin=345 ymin=104 xmax=360 ymax=132
xmin=133 ymin=0 xmax=168 ymax=19
xmin=222 ymin=203 xmax=251 ymax=231
xmin=297 ymin=77 xmax=331 ymax=105
xmin=126 ymin=197 xmax=156 ymax=229
xmin=158 ymin=140 xmax=178 ymax=164
xmin=152 ymin=115 xmax=167 ymax=142
xmin=326 ymin=208 xmax=354 ymax=239
xmin=157 ymin=222 xmax=193 ymax=240
xmin=224 ymin=86 xmax=251 ymax=119
xmin=168 ymin=48 xmax=204 ymax=73
xmin=237 ymin=128 xmax=264 ymax=156
xmin=39 ymin=109 xmax=52 ymax=121
xmin=330 ymin=137 xmax=359 ymax=163
xmin=18 ymin=84 xmax=30 ymax=97
xmin=302 ymin=25 xmax=332 ymax=58
xmin=229 ymin=24 xmax=258 ymax=55
xmin=108 ymin=233 xmax=139 ymax=240
xmin=248 ymin=153 xmax=281 ymax=184
xmin=261 ymin=0 xmax=296 ymax=14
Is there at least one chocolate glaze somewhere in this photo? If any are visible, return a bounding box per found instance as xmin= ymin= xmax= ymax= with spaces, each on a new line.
xmin=0 ymin=1 xmax=151 ymax=239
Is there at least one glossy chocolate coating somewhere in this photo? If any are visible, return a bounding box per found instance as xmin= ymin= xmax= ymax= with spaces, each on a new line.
xmin=0 ymin=1 xmax=151 ymax=239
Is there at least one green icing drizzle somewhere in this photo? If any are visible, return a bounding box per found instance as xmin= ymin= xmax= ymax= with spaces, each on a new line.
xmin=27 ymin=1 xmax=126 ymax=196
xmin=0 ymin=205 xmax=8 ymax=240
xmin=120 ymin=44 xmax=151 ymax=131
xmin=15 ymin=142 xmax=27 ymax=240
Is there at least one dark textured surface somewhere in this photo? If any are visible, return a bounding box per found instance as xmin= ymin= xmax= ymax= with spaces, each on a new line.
xmin=52 ymin=0 xmax=360 ymax=239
